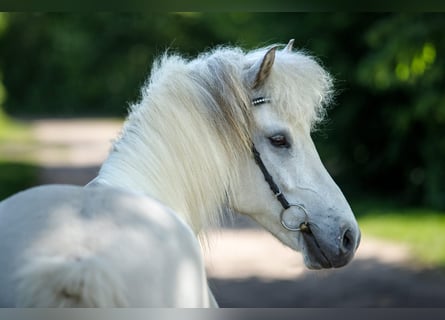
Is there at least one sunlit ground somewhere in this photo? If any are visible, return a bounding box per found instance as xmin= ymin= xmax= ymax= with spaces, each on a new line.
xmin=204 ymin=225 xmax=414 ymax=280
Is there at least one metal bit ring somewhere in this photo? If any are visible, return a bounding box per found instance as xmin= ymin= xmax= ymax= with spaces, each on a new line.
xmin=280 ymin=203 xmax=310 ymax=232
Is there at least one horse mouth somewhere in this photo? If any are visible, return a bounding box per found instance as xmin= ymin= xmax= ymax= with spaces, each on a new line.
xmin=302 ymin=232 xmax=333 ymax=269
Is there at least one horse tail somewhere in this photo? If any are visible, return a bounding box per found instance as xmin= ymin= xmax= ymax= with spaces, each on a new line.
xmin=14 ymin=255 xmax=129 ymax=307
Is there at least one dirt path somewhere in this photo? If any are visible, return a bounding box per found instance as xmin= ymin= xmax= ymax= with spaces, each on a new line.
xmin=206 ymin=219 xmax=445 ymax=307
xmin=26 ymin=119 xmax=445 ymax=307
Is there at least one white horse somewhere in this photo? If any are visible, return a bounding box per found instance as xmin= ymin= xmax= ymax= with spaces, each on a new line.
xmin=0 ymin=40 xmax=360 ymax=307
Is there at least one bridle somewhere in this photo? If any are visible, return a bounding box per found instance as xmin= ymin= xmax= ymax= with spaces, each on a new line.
xmin=251 ymin=97 xmax=311 ymax=234
xmin=250 ymin=97 xmax=334 ymax=269
xmin=252 ymin=145 xmax=311 ymax=233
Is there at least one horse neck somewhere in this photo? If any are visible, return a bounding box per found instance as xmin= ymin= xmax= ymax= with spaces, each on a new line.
xmin=95 ymin=99 xmax=239 ymax=234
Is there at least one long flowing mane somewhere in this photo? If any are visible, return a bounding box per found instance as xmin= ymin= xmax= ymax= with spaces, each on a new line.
xmin=96 ymin=45 xmax=333 ymax=233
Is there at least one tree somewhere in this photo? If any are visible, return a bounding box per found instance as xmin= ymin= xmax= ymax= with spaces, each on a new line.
xmin=353 ymin=13 xmax=445 ymax=208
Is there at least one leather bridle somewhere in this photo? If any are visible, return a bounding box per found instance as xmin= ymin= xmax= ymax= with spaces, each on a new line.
xmin=251 ymin=97 xmax=311 ymax=233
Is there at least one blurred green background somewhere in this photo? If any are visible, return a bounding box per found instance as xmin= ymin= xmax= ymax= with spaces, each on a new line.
xmin=0 ymin=13 xmax=444 ymax=267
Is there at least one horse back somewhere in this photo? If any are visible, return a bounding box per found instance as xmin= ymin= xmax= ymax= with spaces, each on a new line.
xmin=0 ymin=185 xmax=210 ymax=307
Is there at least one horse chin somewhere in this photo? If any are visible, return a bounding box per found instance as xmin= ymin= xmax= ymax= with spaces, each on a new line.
xmin=303 ymin=256 xmax=332 ymax=270
xmin=303 ymin=253 xmax=332 ymax=270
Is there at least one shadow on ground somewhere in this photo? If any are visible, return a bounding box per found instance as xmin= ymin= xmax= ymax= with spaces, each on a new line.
xmin=209 ymin=257 xmax=445 ymax=307
xmin=38 ymin=165 xmax=100 ymax=185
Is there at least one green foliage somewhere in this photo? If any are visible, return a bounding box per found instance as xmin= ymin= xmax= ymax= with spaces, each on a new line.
xmin=0 ymin=13 xmax=444 ymax=210
xmin=0 ymin=161 xmax=38 ymax=200
xmin=346 ymin=14 xmax=445 ymax=209
xmin=0 ymin=13 xmax=222 ymax=116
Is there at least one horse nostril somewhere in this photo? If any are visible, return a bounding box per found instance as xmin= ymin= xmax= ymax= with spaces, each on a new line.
xmin=356 ymin=229 xmax=361 ymax=250
xmin=340 ymin=228 xmax=355 ymax=254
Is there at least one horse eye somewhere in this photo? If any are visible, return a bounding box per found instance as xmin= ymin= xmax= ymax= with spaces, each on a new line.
xmin=268 ymin=135 xmax=290 ymax=148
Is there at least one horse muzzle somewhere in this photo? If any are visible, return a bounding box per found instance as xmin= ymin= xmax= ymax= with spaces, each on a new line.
xmin=301 ymin=222 xmax=361 ymax=269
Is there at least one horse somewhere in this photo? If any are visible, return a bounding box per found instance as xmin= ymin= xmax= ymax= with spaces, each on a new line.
xmin=0 ymin=39 xmax=361 ymax=307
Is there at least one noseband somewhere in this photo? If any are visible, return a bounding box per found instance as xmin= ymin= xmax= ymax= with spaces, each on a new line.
xmin=252 ymin=97 xmax=311 ymax=233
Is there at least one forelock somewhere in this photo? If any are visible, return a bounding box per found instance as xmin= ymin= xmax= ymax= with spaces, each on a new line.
xmin=247 ymin=47 xmax=333 ymax=131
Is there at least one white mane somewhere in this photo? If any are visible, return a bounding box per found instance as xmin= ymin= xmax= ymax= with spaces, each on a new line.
xmin=95 ymin=44 xmax=333 ymax=234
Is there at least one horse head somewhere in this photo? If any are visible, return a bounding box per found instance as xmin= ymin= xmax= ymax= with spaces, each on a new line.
xmin=232 ymin=40 xmax=361 ymax=269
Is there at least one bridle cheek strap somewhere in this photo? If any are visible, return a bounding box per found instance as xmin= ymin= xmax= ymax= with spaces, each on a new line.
xmin=252 ymin=146 xmax=290 ymax=209
xmin=251 ymin=97 xmax=311 ymax=233
xmin=252 ymin=144 xmax=310 ymax=233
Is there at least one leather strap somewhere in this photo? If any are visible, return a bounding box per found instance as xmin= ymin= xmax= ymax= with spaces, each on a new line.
xmin=252 ymin=145 xmax=290 ymax=210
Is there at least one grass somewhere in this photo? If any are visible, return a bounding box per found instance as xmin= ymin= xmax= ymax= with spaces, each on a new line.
xmin=0 ymin=111 xmax=31 ymax=143
xmin=353 ymin=201 xmax=445 ymax=268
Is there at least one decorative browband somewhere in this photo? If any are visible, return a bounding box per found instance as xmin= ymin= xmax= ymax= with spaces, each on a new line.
xmin=252 ymin=97 xmax=271 ymax=106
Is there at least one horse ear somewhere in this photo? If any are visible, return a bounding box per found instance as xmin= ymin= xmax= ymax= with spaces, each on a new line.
xmin=249 ymin=46 xmax=277 ymax=89
xmin=283 ymin=39 xmax=294 ymax=52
